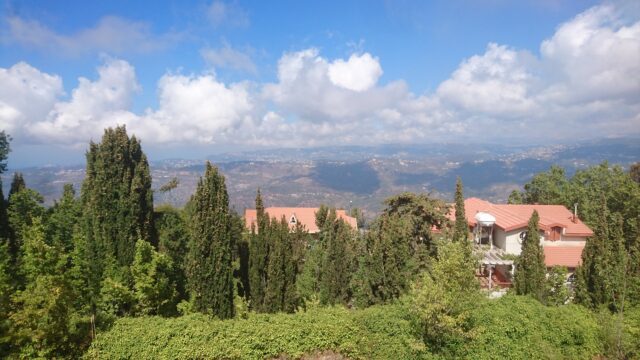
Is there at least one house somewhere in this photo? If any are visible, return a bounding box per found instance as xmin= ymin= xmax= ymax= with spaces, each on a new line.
xmin=244 ymin=207 xmax=358 ymax=234
xmin=451 ymin=198 xmax=593 ymax=289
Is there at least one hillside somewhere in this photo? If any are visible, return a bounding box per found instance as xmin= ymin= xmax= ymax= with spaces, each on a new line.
xmin=3 ymin=138 xmax=638 ymax=217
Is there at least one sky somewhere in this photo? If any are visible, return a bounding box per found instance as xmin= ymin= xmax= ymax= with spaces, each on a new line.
xmin=1 ymin=0 xmax=639 ymax=167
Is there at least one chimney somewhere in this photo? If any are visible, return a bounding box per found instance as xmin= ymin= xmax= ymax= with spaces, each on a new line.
xmin=573 ymin=203 xmax=578 ymax=223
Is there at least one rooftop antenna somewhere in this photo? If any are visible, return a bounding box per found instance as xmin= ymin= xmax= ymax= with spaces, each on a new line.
xmin=573 ymin=203 xmax=578 ymax=223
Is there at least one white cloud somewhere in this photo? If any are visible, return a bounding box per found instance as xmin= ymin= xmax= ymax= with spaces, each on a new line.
xmin=207 ymin=1 xmax=249 ymax=28
xmin=264 ymin=48 xmax=406 ymax=121
xmin=0 ymin=62 xmax=64 ymax=138
xmin=3 ymin=16 xmax=179 ymax=56
xmin=1 ymin=2 xmax=638 ymax=150
xmin=437 ymin=43 xmax=538 ymax=116
xmin=201 ymin=43 xmax=257 ymax=74
xmin=28 ymin=59 xmax=140 ymax=144
xmin=131 ymin=72 xmax=255 ymax=144
xmin=328 ymin=53 xmax=383 ymax=91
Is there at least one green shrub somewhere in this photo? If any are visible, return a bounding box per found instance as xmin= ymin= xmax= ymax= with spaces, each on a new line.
xmin=453 ymin=295 xmax=602 ymax=359
xmin=86 ymin=303 xmax=430 ymax=359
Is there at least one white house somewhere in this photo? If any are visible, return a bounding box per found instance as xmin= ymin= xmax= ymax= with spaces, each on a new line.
xmin=452 ymin=198 xmax=593 ymax=288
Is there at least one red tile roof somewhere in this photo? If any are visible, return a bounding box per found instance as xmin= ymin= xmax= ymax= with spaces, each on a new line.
xmin=544 ymin=245 xmax=585 ymax=268
xmin=244 ymin=207 xmax=358 ymax=234
xmin=453 ymin=198 xmax=593 ymax=236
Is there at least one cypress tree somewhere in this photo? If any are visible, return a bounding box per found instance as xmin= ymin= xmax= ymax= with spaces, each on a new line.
xmin=248 ymin=189 xmax=269 ymax=311
xmin=8 ymin=173 xmax=25 ymax=199
xmin=155 ymin=206 xmax=189 ymax=301
xmin=185 ymin=162 xmax=235 ymax=318
xmin=47 ymin=184 xmax=80 ymax=254
xmin=514 ymin=210 xmax=546 ymax=300
xmin=354 ymin=214 xmax=412 ymax=307
xmin=453 ymin=177 xmax=468 ymax=243
xmin=319 ymin=209 xmax=354 ymax=305
xmin=263 ymin=216 xmax=289 ymax=312
xmin=575 ymin=197 xmax=629 ymax=311
xmin=0 ymin=181 xmax=8 ymax=245
xmin=80 ymin=126 xmax=154 ymax=307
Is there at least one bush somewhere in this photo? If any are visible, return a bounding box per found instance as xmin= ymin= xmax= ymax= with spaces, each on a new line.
xmin=86 ymin=303 xmax=430 ymax=359
xmin=453 ymin=295 xmax=602 ymax=359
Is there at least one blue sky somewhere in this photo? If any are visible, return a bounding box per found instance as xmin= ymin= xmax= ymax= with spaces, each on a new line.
xmin=1 ymin=0 xmax=639 ymax=167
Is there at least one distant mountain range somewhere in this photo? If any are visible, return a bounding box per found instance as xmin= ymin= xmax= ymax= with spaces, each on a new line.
xmin=3 ymin=138 xmax=638 ymax=219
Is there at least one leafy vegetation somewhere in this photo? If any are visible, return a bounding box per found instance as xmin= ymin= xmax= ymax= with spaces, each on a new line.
xmin=1 ymin=127 xmax=639 ymax=358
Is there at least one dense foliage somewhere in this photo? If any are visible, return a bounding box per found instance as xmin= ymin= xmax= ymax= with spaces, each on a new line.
xmin=1 ymin=126 xmax=639 ymax=358
xmin=185 ymin=162 xmax=236 ymax=319
xmin=514 ymin=211 xmax=546 ymax=300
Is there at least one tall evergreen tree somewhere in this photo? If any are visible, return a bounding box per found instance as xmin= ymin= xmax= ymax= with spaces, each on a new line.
xmin=8 ymin=173 xmax=25 ymax=199
xmin=319 ymin=209 xmax=354 ymax=305
xmin=382 ymin=193 xmax=449 ymax=264
xmin=80 ymin=126 xmax=154 ymax=307
xmin=248 ymin=189 xmax=269 ymax=311
xmin=263 ymin=216 xmax=292 ymax=312
xmin=155 ymin=206 xmax=189 ymax=301
xmin=6 ymin=187 xmax=45 ymax=288
xmin=185 ymin=162 xmax=235 ymax=319
xmin=453 ymin=177 xmax=468 ymax=243
xmin=47 ymin=184 xmax=80 ymax=254
xmin=0 ymin=241 xmax=11 ymax=355
xmin=575 ymin=197 xmax=629 ymax=311
xmin=514 ymin=210 xmax=546 ymax=300
xmin=354 ymin=214 xmax=412 ymax=307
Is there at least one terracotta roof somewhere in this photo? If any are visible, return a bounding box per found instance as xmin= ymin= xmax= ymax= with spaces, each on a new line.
xmin=544 ymin=245 xmax=585 ymax=268
xmin=244 ymin=207 xmax=358 ymax=234
xmin=452 ymin=198 xmax=593 ymax=236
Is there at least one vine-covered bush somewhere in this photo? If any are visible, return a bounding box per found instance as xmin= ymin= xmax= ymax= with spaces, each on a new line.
xmin=86 ymin=303 xmax=429 ymax=359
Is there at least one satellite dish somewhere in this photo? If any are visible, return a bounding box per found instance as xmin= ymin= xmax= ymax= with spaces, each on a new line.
xmin=474 ymin=212 xmax=496 ymax=227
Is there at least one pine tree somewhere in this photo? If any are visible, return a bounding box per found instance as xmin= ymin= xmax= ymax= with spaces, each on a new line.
xmin=185 ymin=162 xmax=235 ymax=318
xmin=248 ymin=189 xmax=269 ymax=311
xmin=80 ymin=126 xmax=154 ymax=308
xmin=453 ymin=177 xmax=468 ymax=243
xmin=514 ymin=210 xmax=546 ymax=300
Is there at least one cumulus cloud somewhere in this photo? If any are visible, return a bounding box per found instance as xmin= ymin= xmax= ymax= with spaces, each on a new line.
xmin=0 ymin=62 xmax=64 ymax=139
xmin=131 ymin=72 xmax=255 ymax=144
xmin=1 ymin=2 xmax=638 ymax=150
xmin=2 ymin=16 xmax=179 ymax=56
xmin=27 ymin=59 xmax=140 ymax=144
xmin=328 ymin=53 xmax=383 ymax=91
xmin=201 ymin=42 xmax=257 ymax=74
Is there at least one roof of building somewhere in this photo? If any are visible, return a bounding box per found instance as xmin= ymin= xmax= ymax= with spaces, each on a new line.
xmin=453 ymin=198 xmax=593 ymax=236
xmin=244 ymin=207 xmax=358 ymax=234
xmin=543 ymin=245 xmax=585 ymax=268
